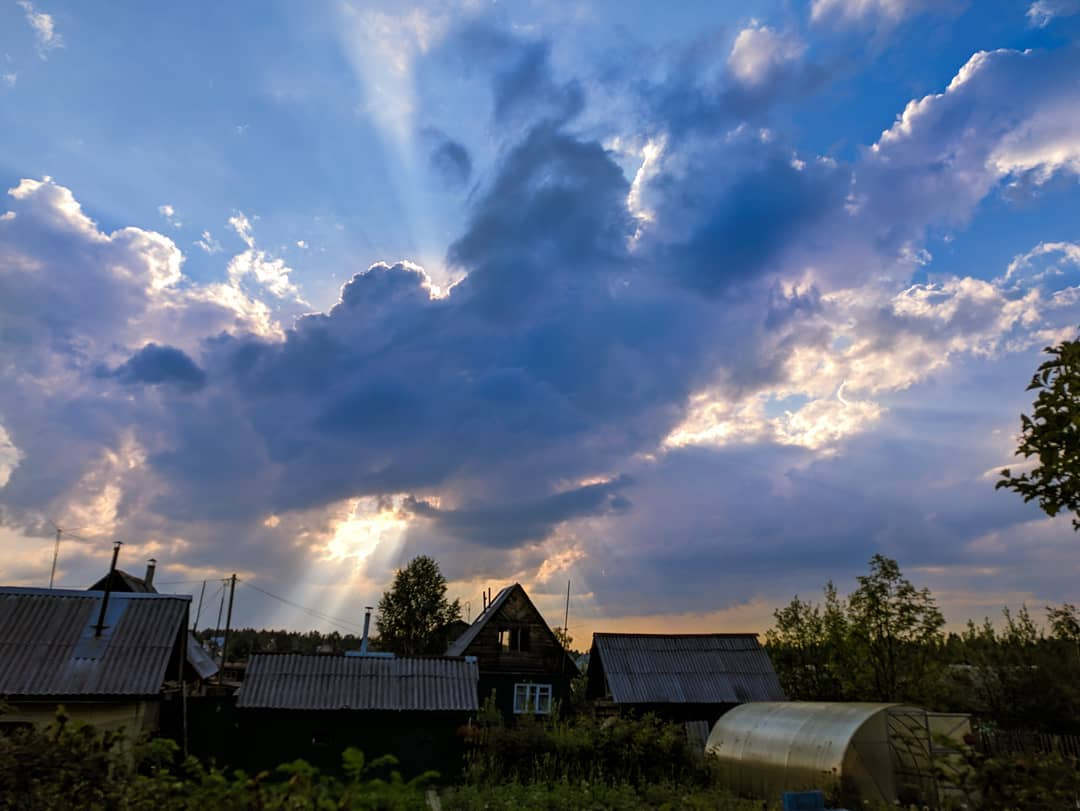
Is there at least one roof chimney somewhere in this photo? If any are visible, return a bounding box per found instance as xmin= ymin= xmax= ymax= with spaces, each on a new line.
xmin=144 ymin=558 xmax=157 ymax=590
xmin=94 ymin=542 xmax=122 ymax=638
xmin=360 ymin=606 xmax=373 ymax=655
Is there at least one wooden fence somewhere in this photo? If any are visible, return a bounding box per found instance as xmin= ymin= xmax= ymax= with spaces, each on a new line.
xmin=976 ymin=727 xmax=1080 ymax=758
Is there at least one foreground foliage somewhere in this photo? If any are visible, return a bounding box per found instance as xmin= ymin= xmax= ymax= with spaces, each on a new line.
xmin=441 ymin=780 xmax=760 ymax=810
xmin=1 ymin=708 xmax=1078 ymax=809
xmin=462 ymin=696 xmax=710 ymax=787
xmin=0 ymin=713 xmax=432 ymax=810
xmin=998 ymin=339 xmax=1080 ymax=528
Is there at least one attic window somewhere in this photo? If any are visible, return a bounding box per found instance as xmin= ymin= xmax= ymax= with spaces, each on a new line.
xmin=498 ymin=626 xmax=530 ymax=652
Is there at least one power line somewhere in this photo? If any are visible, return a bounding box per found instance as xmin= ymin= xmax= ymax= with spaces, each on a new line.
xmin=156 ymin=579 xmax=214 ymax=587
xmin=237 ymin=579 xmax=367 ymax=633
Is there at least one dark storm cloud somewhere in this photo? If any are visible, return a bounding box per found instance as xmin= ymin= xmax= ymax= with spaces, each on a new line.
xmin=429 ymin=138 xmax=473 ymax=188
xmin=654 ymin=154 xmax=850 ymax=295
xmin=111 ymin=343 xmax=206 ymax=390
xmin=404 ymin=476 xmax=632 ymax=547
xmin=454 ymin=23 xmax=584 ymax=126
xmin=421 ymin=127 xmax=473 ymax=189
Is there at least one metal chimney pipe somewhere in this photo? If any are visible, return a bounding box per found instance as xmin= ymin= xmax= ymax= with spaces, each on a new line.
xmin=94 ymin=542 xmax=122 ymax=638
xmin=360 ymin=606 xmax=373 ymax=655
xmin=144 ymin=558 xmax=157 ymax=590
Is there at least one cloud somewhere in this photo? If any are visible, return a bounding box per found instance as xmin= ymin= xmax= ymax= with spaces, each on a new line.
xmin=727 ymin=23 xmax=806 ymax=87
xmin=1 ymin=73 xmax=16 ymax=88
xmin=404 ymin=477 xmax=631 ymax=548
xmin=1027 ymin=0 xmax=1080 ymax=27
xmin=109 ymin=343 xmax=207 ymax=390
xmin=228 ymin=212 xmax=255 ymax=248
xmin=861 ymin=48 xmax=1080 ymax=248
xmin=17 ymin=0 xmax=62 ymax=56
xmin=225 ymin=211 xmax=305 ymax=302
xmin=158 ymin=204 xmax=181 ymax=229
xmin=810 ymin=0 xmax=941 ymax=27
xmin=4 ymin=31 xmax=1080 ymax=634
xmin=427 ymin=134 xmax=473 ymax=189
xmin=0 ymin=424 xmax=22 ymax=489
xmin=195 ymin=230 xmax=221 ymax=254
xmin=456 ymin=24 xmax=584 ymax=127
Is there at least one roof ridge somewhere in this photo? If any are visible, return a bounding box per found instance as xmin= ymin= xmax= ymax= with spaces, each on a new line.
xmin=593 ymin=632 xmax=761 ymax=638
xmin=0 ymin=586 xmax=189 ymax=601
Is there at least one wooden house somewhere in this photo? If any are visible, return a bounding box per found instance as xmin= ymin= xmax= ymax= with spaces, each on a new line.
xmin=447 ymin=583 xmax=578 ymax=719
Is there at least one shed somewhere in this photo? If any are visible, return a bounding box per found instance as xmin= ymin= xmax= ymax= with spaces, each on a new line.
xmin=237 ymin=653 xmax=479 ymax=711
xmin=586 ymin=633 xmax=785 ymax=726
xmin=233 ymin=654 xmax=479 ymax=774
xmin=0 ymin=586 xmax=201 ymax=732
xmin=705 ymin=702 xmax=972 ymax=806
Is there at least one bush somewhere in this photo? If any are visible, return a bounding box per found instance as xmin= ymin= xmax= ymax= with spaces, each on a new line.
xmin=461 ymin=696 xmax=712 ymax=788
xmin=0 ymin=710 xmax=433 ymax=810
xmin=441 ymin=779 xmax=758 ymax=810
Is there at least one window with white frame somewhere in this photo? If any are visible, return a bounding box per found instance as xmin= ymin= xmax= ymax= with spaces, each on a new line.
xmin=513 ymin=682 xmax=552 ymax=714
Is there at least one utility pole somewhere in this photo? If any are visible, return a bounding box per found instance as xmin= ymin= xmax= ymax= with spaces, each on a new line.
xmin=191 ymin=580 xmax=207 ymax=634
xmin=563 ymin=579 xmax=571 ymax=638
xmin=219 ymin=574 xmax=237 ymax=678
xmin=48 ymin=527 xmax=62 ymax=589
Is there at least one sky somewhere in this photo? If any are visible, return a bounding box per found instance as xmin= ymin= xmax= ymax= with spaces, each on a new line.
xmin=2 ymin=0 xmax=1080 ymax=643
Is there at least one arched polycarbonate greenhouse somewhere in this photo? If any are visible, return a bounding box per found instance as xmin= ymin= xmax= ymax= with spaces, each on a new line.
xmin=705 ymin=702 xmax=971 ymax=806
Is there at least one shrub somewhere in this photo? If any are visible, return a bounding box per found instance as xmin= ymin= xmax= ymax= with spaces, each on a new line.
xmin=0 ymin=711 xmax=433 ymax=810
xmin=462 ymin=697 xmax=711 ymax=788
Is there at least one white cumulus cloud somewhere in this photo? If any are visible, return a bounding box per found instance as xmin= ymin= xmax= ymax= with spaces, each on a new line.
xmin=727 ymin=23 xmax=806 ymax=87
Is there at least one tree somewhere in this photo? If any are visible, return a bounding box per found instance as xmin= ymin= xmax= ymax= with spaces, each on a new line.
xmin=847 ymin=554 xmax=945 ymax=702
xmin=764 ymin=587 xmax=847 ymax=701
xmin=765 ymin=555 xmax=945 ymax=704
xmin=376 ymin=556 xmax=461 ymax=655
xmin=998 ymin=340 xmax=1080 ymax=528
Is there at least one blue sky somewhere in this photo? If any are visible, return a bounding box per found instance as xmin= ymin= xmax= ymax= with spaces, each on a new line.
xmin=2 ymin=0 xmax=1080 ymax=638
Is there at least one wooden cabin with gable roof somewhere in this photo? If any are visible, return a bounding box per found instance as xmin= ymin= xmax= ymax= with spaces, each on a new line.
xmin=447 ymin=583 xmax=578 ymax=720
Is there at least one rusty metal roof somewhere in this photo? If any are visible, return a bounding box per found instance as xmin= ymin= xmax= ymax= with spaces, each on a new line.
xmin=590 ymin=633 xmax=786 ymax=705
xmin=237 ymin=654 xmax=480 ymax=711
xmin=0 ymin=587 xmax=189 ymax=697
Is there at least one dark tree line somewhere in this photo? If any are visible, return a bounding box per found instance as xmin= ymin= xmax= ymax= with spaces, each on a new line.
xmin=192 ymin=627 xmax=367 ymax=661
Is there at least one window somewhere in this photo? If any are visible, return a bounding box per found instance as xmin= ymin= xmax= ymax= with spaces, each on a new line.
xmin=513 ymin=683 xmax=552 ymax=714
xmin=498 ymin=626 xmax=530 ymax=652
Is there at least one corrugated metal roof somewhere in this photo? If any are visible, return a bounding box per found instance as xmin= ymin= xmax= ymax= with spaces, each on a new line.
xmin=87 ymin=569 xmax=154 ymax=593
xmin=0 ymin=587 xmax=189 ymax=697
xmin=186 ymin=637 xmax=220 ymax=680
xmin=446 ymin=585 xmax=513 ymax=656
xmin=591 ymin=633 xmax=786 ymax=705
xmin=237 ymin=654 xmax=480 ymax=711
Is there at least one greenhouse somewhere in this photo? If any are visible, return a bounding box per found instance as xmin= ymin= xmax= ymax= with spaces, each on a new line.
xmin=705 ymin=702 xmax=971 ymax=805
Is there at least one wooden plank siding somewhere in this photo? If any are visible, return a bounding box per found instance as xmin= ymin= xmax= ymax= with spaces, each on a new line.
xmin=448 ymin=584 xmax=578 ymax=720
